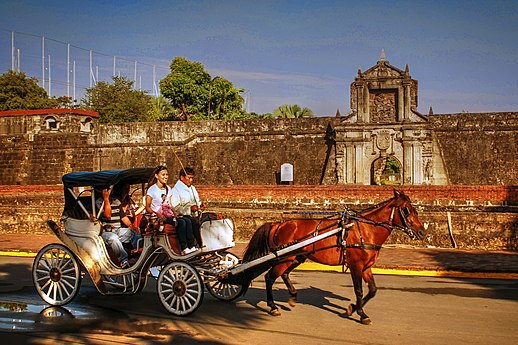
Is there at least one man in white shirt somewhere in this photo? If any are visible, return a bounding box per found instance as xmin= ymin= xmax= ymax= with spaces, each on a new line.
xmin=170 ymin=167 xmax=205 ymax=247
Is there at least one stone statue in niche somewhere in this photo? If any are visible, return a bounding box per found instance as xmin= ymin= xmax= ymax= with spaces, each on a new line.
xmin=370 ymin=92 xmax=396 ymax=123
xmin=424 ymin=159 xmax=433 ymax=183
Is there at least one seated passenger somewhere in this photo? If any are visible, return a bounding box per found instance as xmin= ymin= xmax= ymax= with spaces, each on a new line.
xmin=96 ymin=183 xmax=141 ymax=268
xmin=145 ymin=165 xmax=197 ymax=255
xmin=171 ymin=167 xmax=206 ymax=247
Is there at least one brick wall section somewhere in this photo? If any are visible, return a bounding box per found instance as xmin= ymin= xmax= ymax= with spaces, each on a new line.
xmin=1 ymin=185 xmax=516 ymax=250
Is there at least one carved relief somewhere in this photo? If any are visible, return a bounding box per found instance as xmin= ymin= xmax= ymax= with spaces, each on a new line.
xmin=370 ymin=91 xmax=396 ymax=122
xmin=376 ymin=130 xmax=391 ymax=151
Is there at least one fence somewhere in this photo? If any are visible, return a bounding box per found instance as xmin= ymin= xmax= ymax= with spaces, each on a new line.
xmin=0 ymin=29 xmax=171 ymax=103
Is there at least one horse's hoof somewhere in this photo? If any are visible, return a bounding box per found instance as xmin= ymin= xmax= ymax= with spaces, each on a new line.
xmin=346 ymin=304 xmax=354 ymax=317
xmin=288 ymin=297 xmax=297 ymax=307
xmin=361 ymin=317 xmax=372 ymax=325
xmin=269 ymin=308 xmax=281 ymax=317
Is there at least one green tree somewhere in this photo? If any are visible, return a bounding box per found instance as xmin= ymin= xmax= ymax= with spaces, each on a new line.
xmin=273 ymin=104 xmax=314 ymax=118
xmin=0 ymin=71 xmax=70 ymax=110
xmin=81 ymin=76 xmax=157 ymax=123
xmin=160 ymin=57 xmax=245 ymax=120
xmin=160 ymin=57 xmax=210 ymax=120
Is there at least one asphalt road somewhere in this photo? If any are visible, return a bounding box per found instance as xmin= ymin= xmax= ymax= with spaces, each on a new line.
xmin=1 ymin=256 xmax=518 ymax=345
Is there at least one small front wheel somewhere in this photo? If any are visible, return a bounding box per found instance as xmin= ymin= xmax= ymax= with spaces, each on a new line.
xmin=157 ymin=261 xmax=203 ymax=316
xmin=206 ymin=251 xmax=244 ymax=301
xmin=32 ymin=244 xmax=82 ymax=306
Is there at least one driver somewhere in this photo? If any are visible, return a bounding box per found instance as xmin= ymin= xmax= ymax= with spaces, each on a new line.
xmin=170 ymin=167 xmax=206 ymax=247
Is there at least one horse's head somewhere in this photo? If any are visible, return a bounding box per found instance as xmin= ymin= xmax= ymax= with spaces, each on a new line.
xmin=391 ymin=189 xmax=425 ymax=240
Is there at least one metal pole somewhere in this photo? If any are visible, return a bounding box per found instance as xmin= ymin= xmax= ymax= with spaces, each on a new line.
xmin=113 ymin=56 xmax=116 ymax=77
xmin=41 ymin=36 xmax=45 ymax=89
xmin=48 ymin=54 xmax=51 ymax=97
xmin=11 ymin=31 xmax=15 ymax=71
xmin=73 ymin=60 xmax=76 ymax=103
xmin=17 ymin=49 xmax=20 ymax=72
xmin=67 ymin=43 xmax=70 ymax=98
xmin=89 ymin=50 xmax=92 ymax=87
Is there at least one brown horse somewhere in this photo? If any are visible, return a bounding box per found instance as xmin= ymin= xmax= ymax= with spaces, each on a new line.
xmin=242 ymin=190 xmax=424 ymax=324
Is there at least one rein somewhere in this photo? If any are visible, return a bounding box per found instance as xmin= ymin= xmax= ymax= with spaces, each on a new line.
xmin=286 ymin=204 xmax=417 ymax=251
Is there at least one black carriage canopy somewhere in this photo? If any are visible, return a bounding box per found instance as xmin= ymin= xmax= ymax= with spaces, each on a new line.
xmin=62 ymin=167 xmax=155 ymax=217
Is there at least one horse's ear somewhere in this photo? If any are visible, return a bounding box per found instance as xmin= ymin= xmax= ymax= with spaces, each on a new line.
xmin=393 ymin=189 xmax=400 ymax=198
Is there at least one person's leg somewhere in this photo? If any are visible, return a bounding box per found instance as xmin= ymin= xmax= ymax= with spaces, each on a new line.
xmin=102 ymin=231 xmax=128 ymax=266
xmin=183 ymin=217 xmax=195 ymax=249
xmin=114 ymin=227 xmax=133 ymax=244
xmin=187 ymin=216 xmax=202 ymax=247
xmin=175 ymin=218 xmax=188 ymax=251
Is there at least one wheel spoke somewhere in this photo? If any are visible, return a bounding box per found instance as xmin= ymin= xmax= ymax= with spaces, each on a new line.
xmin=39 ymin=258 xmax=51 ymax=271
xmin=61 ymin=277 xmax=76 ymax=290
xmin=41 ymin=279 xmax=52 ymax=294
xmin=185 ymin=291 xmax=198 ymax=304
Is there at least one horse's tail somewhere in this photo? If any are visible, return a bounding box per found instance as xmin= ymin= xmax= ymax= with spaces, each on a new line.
xmin=220 ymin=223 xmax=272 ymax=291
xmin=243 ymin=222 xmax=272 ymax=262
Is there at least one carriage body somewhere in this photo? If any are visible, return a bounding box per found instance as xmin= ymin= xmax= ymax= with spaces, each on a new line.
xmin=32 ymin=168 xmax=242 ymax=316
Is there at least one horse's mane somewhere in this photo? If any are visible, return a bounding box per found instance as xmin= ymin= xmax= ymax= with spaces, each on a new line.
xmin=360 ymin=190 xmax=409 ymax=217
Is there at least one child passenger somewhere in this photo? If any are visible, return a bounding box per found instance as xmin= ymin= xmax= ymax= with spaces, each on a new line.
xmin=145 ymin=165 xmax=197 ymax=255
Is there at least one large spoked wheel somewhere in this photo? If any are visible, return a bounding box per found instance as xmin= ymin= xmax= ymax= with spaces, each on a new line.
xmin=206 ymin=251 xmax=244 ymax=302
xmin=32 ymin=244 xmax=82 ymax=306
xmin=157 ymin=261 xmax=204 ymax=316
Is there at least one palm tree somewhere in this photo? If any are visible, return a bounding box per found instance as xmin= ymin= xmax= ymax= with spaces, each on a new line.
xmin=273 ymin=104 xmax=314 ymax=118
xmin=153 ymin=95 xmax=180 ymax=120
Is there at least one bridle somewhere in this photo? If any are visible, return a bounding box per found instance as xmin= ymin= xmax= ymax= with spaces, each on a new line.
xmin=338 ymin=200 xmax=422 ymax=253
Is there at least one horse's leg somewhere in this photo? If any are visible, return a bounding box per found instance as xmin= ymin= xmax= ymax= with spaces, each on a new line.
xmin=346 ymin=267 xmax=371 ymax=325
xmin=280 ymin=255 xmax=306 ymax=307
xmin=360 ymin=268 xmax=377 ymax=308
xmin=265 ymin=259 xmax=294 ymax=316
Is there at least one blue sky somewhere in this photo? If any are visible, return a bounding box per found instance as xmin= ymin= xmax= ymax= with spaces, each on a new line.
xmin=0 ymin=0 xmax=517 ymax=115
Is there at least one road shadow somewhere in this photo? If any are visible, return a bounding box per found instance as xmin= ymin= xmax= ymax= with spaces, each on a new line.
xmin=421 ymin=249 xmax=518 ymax=273
xmin=240 ymin=284 xmax=351 ymax=316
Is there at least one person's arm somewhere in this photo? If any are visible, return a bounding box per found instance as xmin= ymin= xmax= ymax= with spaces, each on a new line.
xmin=191 ymin=186 xmax=206 ymax=212
xmin=102 ymin=189 xmax=112 ymax=217
xmin=145 ymin=195 xmax=154 ymax=214
xmin=146 ymin=194 xmax=165 ymax=220
xmin=121 ymin=214 xmax=139 ymax=234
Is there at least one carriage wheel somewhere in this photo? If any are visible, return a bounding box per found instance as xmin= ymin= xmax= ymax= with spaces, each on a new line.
xmin=32 ymin=244 xmax=82 ymax=306
xmin=205 ymin=251 xmax=244 ymax=302
xmin=157 ymin=261 xmax=204 ymax=316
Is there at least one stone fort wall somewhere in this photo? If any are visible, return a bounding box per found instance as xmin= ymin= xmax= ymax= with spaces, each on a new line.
xmin=1 ymin=112 xmax=517 ymax=186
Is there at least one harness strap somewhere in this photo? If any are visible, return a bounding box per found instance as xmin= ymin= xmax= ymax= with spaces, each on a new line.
xmin=346 ymin=243 xmax=382 ymax=251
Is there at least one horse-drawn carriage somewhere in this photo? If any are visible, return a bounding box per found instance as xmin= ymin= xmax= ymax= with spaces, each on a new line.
xmin=33 ymin=167 xmax=425 ymax=323
xmin=32 ymin=167 xmax=243 ymax=316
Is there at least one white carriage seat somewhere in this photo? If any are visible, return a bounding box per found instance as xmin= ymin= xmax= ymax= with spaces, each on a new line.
xmin=201 ymin=218 xmax=235 ymax=252
xmin=63 ymin=217 xmax=116 ymax=269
